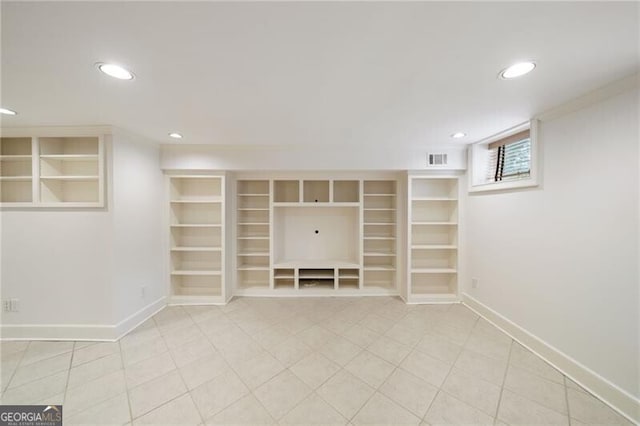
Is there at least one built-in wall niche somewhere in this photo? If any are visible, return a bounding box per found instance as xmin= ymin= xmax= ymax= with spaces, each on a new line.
xmin=39 ymin=137 xmax=98 ymax=156
xmin=303 ymin=180 xmax=329 ymax=203
xmin=333 ymin=180 xmax=359 ymax=203
xmin=172 ymin=251 xmax=221 ymax=272
xmin=299 ymin=269 xmax=335 ymax=289
xmin=171 ymin=275 xmax=221 ymax=297
xmin=411 ymin=200 xmax=457 ymax=223
xmin=237 ymin=180 xmax=269 ymax=195
xmin=169 ymin=177 xmax=222 ymax=201
xmin=363 ymin=224 xmax=396 ymax=239
xmin=1 ymin=135 xmax=105 ymax=206
xmin=170 ymin=203 xmax=222 ymax=225
xmin=238 ymin=237 xmax=269 ymax=252
xmin=171 ymin=227 xmax=221 ymax=248
xmin=274 ymin=268 xmax=295 ymax=289
xmin=411 ymin=248 xmax=457 ymax=271
xmin=339 ymin=268 xmax=359 ymax=289
xmin=411 ymin=224 xmax=457 ymax=246
xmin=411 ymin=178 xmax=457 ymax=199
xmin=0 ymin=137 xmax=33 ymax=202
xmin=41 ymin=180 xmax=99 ymax=203
xmin=237 ymin=270 xmax=270 ymax=289
xmin=274 ymin=206 xmax=359 ymax=264
xmin=363 ymin=270 xmax=394 ymax=289
xmin=411 ymin=273 xmax=456 ymax=296
xmin=274 ymin=180 xmax=299 ymax=202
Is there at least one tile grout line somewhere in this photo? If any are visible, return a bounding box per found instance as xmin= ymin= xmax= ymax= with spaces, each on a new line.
xmin=420 ymin=312 xmax=480 ymax=423
xmin=154 ymin=307 xmax=208 ymax=425
xmin=1 ymin=341 xmax=30 ymax=394
xmin=564 ymin=375 xmax=573 ymax=426
xmin=492 ymin=337 xmax=514 ymax=425
xmin=61 ymin=342 xmax=75 ymax=408
xmin=193 ymin=308 xmax=277 ymax=424
xmin=119 ymin=338 xmax=135 ymax=425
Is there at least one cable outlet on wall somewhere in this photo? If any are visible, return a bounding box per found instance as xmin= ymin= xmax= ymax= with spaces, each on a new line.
xmin=2 ymin=299 xmax=20 ymax=312
xmin=471 ymin=278 xmax=479 ymax=289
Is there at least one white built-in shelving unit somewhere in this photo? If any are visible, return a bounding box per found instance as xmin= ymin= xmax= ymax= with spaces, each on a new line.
xmin=236 ymin=180 xmax=271 ymax=291
xmin=168 ymin=175 xmax=226 ymax=303
xmin=0 ymin=137 xmax=34 ymax=205
xmin=363 ymin=180 xmax=397 ymax=291
xmin=407 ymin=175 xmax=459 ymax=302
xmin=232 ymin=175 xmax=398 ymax=297
xmin=0 ymin=135 xmax=105 ymax=207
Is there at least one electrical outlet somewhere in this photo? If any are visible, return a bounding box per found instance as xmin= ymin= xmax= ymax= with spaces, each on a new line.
xmin=2 ymin=299 xmax=20 ymax=312
xmin=472 ymin=278 xmax=479 ymax=289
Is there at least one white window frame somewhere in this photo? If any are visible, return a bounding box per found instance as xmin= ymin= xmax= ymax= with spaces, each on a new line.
xmin=468 ymin=119 xmax=540 ymax=193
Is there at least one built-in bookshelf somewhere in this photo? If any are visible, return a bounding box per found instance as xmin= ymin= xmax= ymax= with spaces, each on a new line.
xmin=408 ymin=176 xmax=459 ymax=302
xmin=0 ymin=135 xmax=104 ymax=207
xmin=363 ymin=180 xmax=397 ymax=291
xmin=0 ymin=137 xmax=34 ymax=204
xmin=169 ymin=175 xmax=225 ymax=303
xmin=236 ymin=180 xmax=271 ymax=291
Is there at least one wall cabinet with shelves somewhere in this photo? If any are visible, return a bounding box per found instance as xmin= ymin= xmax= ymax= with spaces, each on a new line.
xmin=0 ymin=135 xmax=104 ymax=207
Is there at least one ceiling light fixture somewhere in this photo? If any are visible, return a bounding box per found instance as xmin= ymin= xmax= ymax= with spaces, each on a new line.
xmin=96 ymin=62 xmax=135 ymax=80
xmin=451 ymin=132 xmax=466 ymax=139
xmin=0 ymin=108 xmax=18 ymax=116
xmin=499 ymin=61 xmax=536 ymax=79
xmin=169 ymin=132 xmax=183 ymax=139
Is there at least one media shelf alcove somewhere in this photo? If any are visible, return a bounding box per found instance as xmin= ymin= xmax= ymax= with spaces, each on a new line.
xmin=233 ymin=175 xmax=399 ymax=297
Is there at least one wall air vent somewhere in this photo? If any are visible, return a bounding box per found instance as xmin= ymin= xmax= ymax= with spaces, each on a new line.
xmin=427 ymin=153 xmax=448 ymax=167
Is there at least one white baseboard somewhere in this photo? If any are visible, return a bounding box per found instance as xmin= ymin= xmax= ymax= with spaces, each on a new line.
xmin=462 ymin=293 xmax=640 ymax=424
xmin=1 ymin=297 xmax=166 ymax=342
xmin=114 ymin=297 xmax=166 ymax=340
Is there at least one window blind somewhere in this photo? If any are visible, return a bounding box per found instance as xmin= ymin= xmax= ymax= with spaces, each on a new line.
xmin=486 ymin=135 xmax=531 ymax=182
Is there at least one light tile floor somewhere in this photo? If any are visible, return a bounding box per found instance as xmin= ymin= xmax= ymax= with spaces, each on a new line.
xmin=0 ymin=297 xmax=633 ymax=425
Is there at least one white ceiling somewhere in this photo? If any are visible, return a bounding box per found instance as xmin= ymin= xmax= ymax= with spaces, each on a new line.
xmin=1 ymin=2 xmax=638 ymax=147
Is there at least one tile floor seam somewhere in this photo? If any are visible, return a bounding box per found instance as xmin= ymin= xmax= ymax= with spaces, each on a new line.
xmin=259 ymin=372 xmax=312 ymax=423
xmin=159 ymin=327 xmax=206 ymax=426
xmin=61 ymin=341 xmax=75 ymax=406
xmin=17 ymin=342 xmax=75 ymax=369
xmin=564 ymin=375 xmax=573 ymax=426
xmin=119 ymin=339 xmax=135 ymax=424
xmin=503 ymin=374 xmax=574 ymax=421
xmin=220 ymin=345 xmax=277 ymax=423
xmin=419 ymin=313 xmax=479 ymax=423
xmin=2 ymin=341 xmax=30 ymax=393
xmin=71 ymin=347 xmax=118 ymax=369
xmin=345 ymin=348 xmax=408 ymax=424
xmin=492 ymin=338 xmax=514 ymax=425
xmin=130 ymin=389 xmax=190 ymax=423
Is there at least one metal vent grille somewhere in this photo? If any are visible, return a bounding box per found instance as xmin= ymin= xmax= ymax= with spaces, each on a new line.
xmin=427 ymin=153 xmax=448 ymax=166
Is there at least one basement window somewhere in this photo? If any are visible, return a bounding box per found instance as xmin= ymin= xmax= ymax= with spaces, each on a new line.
xmin=469 ymin=120 xmax=539 ymax=192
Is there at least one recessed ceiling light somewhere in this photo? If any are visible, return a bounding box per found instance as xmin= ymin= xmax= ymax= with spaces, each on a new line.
xmin=499 ymin=61 xmax=536 ymax=79
xmin=451 ymin=132 xmax=466 ymax=139
xmin=96 ymin=63 xmax=135 ymax=80
xmin=0 ymin=108 xmax=17 ymax=116
xmin=169 ymin=132 xmax=183 ymax=139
